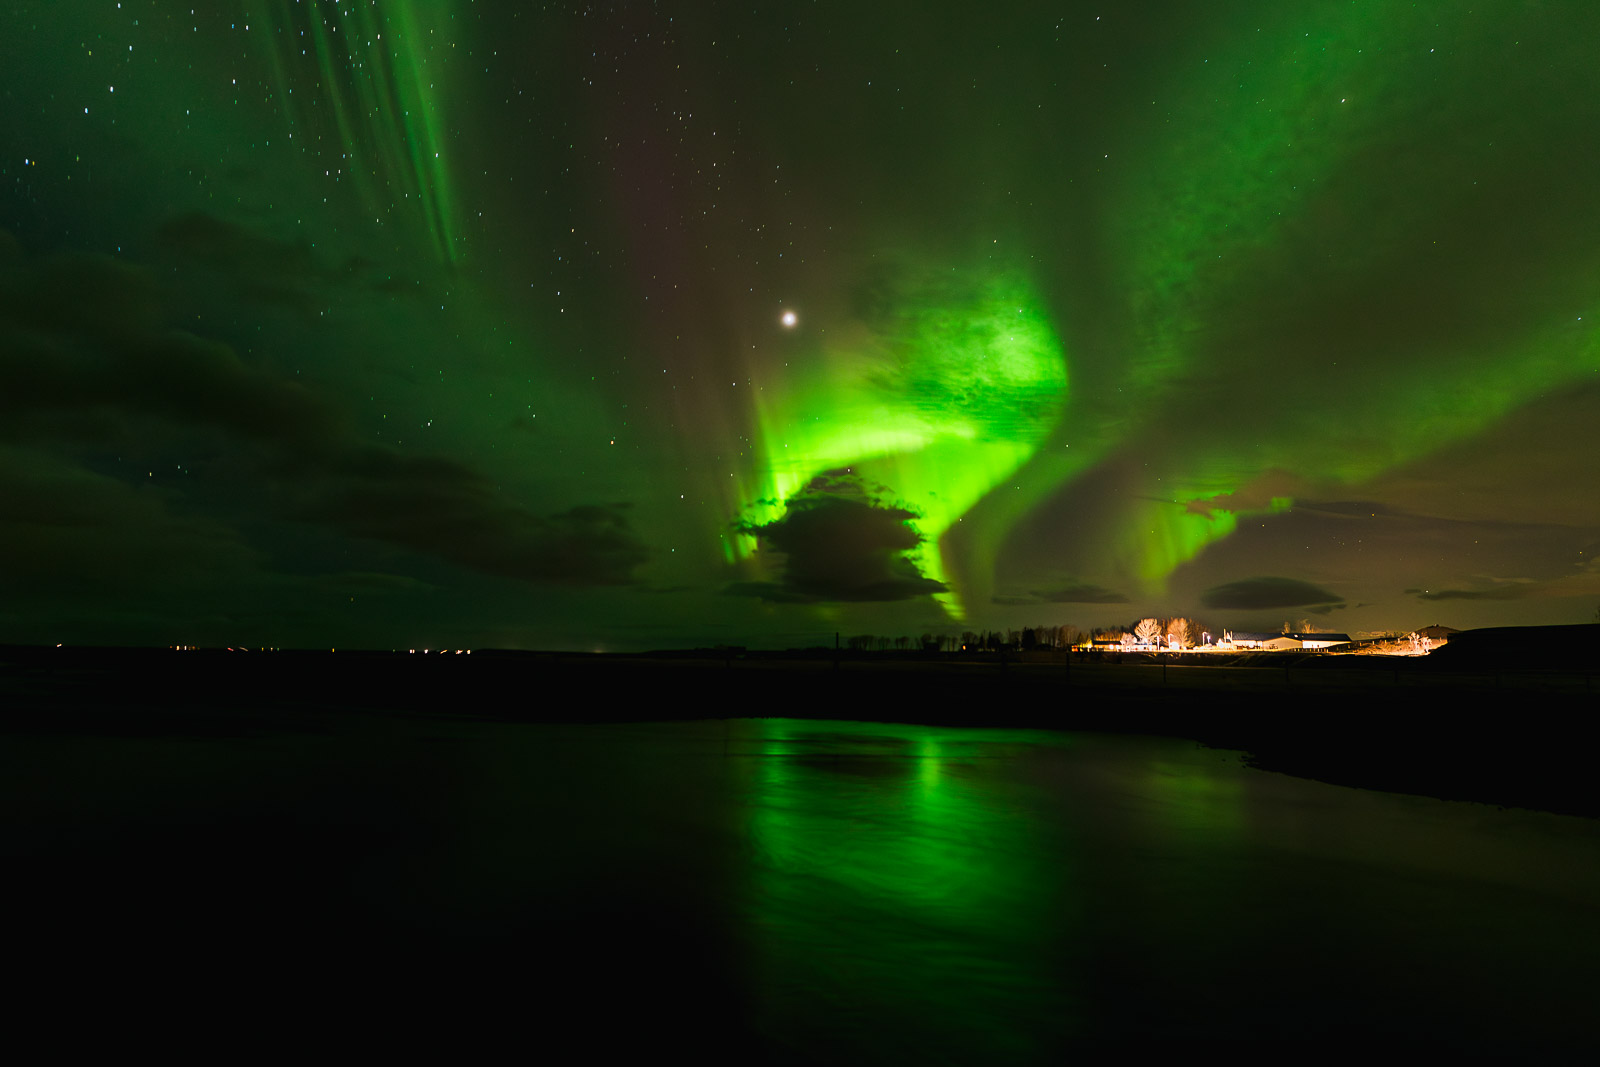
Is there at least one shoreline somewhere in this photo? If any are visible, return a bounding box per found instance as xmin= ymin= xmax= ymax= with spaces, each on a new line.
xmin=3 ymin=645 xmax=1596 ymax=819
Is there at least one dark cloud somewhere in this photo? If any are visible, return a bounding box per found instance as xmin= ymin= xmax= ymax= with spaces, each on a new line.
xmin=155 ymin=212 xmax=401 ymax=313
xmin=0 ymin=447 xmax=260 ymax=598
xmin=722 ymin=581 xmax=814 ymax=604
xmin=1201 ymin=576 xmax=1343 ymax=611
xmin=0 ymin=229 xmax=22 ymax=272
xmin=1297 ymin=501 xmax=1404 ymax=518
xmin=1412 ymin=560 xmax=1600 ymax=603
xmin=1183 ymin=472 xmax=1301 ymax=518
xmin=0 ymin=239 xmax=648 ymax=589
xmin=1415 ymin=588 xmax=1513 ymax=601
xmin=733 ymin=475 xmax=946 ymax=602
xmin=312 ymin=571 xmax=435 ymax=594
xmin=1364 ymin=384 xmax=1600 ymax=529
xmin=301 ymin=472 xmax=648 ymax=586
xmin=1036 ymin=582 xmax=1130 ymax=605
xmin=158 ymin=212 xmax=319 ymax=289
xmin=1414 ymin=582 xmax=1545 ymax=602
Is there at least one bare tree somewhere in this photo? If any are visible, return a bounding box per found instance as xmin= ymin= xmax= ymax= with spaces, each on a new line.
xmin=1166 ymin=617 xmax=1191 ymax=649
xmin=1135 ymin=617 xmax=1162 ymax=645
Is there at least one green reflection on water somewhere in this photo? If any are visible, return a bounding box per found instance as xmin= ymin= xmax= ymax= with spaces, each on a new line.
xmin=1144 ymin=759 xmax=1246 ymax=840
xmin=731 ymin=718 xmax=1083 ymax=1059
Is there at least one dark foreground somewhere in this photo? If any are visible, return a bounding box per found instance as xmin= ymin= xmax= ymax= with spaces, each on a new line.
xmin=3 ymin=647 xmax=1598 ymax=1056
xmin=7 ymin=645 xmax=1598 ymax=816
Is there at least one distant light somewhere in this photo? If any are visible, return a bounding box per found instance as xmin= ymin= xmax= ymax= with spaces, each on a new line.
xmin=780 ymin=310 xmax=798 ymax=328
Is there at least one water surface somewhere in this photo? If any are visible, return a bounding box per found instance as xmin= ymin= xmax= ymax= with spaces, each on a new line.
xmin=4 ymin=716 xmax=1596 ymax=1055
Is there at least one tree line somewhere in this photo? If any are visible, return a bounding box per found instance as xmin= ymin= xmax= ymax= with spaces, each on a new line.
xmin=841 ymin=625 xmax=1081 ymax=653
xmin=837 ymin=618 xmax=1222 ymax=653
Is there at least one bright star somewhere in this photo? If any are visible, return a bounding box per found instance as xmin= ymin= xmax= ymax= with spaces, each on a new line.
xmin=780 ymin=310 xmax=798 ymax=328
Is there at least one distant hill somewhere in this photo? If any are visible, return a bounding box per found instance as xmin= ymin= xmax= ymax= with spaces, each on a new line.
xmin=1426 ymin=623 xmax=1600 ymax=669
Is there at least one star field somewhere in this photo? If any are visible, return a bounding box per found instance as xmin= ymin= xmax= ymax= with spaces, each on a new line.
xmin=2 ymin=0 xmax=1598 ymax=649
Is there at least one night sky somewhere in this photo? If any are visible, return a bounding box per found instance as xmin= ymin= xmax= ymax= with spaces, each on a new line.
xmin=4 ymin=1 xmax=1598 ymax=651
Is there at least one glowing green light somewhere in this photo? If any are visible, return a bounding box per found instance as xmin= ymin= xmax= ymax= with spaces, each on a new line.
xmin=251 ymin=0 xmax=460 ymax=264
xmin=736 ymin=269 xmax=1068 ymax=618
xmin=737 ymin=719 xmax=1083 ymax=1057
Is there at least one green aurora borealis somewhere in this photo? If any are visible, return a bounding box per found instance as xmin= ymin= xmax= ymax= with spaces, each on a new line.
xmin=734 ymin=266 xmax=1069 ymax=618
xmin=3 ymin=0 xmax=1599 ymax=648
